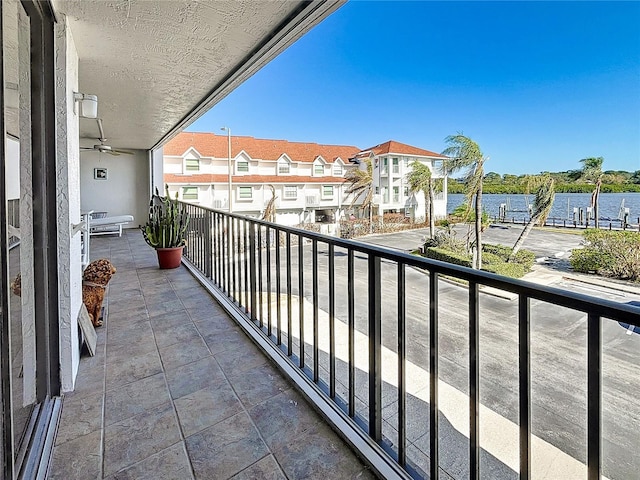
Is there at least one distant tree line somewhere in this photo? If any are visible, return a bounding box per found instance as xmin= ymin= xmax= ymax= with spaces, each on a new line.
xmin=448 ymin=169 xmax=640 ymax=194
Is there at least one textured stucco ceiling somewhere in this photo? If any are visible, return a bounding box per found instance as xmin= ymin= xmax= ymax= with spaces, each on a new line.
xmin=52 ymin=0 xmax=343 ymax=150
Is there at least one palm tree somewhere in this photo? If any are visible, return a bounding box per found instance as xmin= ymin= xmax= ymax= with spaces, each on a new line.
xmin=406 ymin=161 xmax=435 ymax=238
xmin=442 ymin=134 xmax=486 ymax=269
xmin=262 ymin=185 xmax=277 ymax=222
xmin=579 ymin=157 xmax=604 ymax=228
xmin=344 ymin=157 xmax=375 ymax=233
xmin=509 ymin=175 xmax=556 ymax=261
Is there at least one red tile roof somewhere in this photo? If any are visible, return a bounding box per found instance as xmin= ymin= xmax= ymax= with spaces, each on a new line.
xmin=164 ymin=132 xmax=360 ymax=164
xmin=359 ymin=140 xmax=447 ymax=158
xmin=164 ymin=173 xmax=347 ymax=184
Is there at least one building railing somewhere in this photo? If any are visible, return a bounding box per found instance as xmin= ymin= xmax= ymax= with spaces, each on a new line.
xmin=179 ymin=201 xmax=640 ymax=480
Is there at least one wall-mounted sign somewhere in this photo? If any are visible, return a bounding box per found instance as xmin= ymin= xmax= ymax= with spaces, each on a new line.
xmin=94 ymin=167 xmax=107 ymax=180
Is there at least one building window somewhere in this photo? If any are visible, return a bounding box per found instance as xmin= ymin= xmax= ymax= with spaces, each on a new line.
xmin=185 ymin=158 xmax=199 ymax=172
xmin=322 ymin=185 xmax=334 ymax=198
xmin=393 ymin=186 xmax=400 ymax=203
xmin=238 ymin=186 xmax=252 ymax=199
xmin=392 ymin=158 xmax=400 ymax=174
xmin=278 ymin=162 xmax=290 ymax=174
xmin=382 ymin=158 xmax=388 ymax=174
xmin=284 ymin=185 xmax=297 ymax=199
xmin=182 ymin=186 xmax=198 ymax=200
xmin=404 ymin=186 xmax=409 ymax=197
xmin=314 ymin=163 xmax=324 ymax=176
xmin=332 ymin=164 xmax=343 ymax=176
xmin=237 ymin=161 xmax=249 ymax=173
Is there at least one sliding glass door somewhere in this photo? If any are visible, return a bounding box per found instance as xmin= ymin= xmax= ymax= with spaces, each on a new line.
xmin=1 ymin=1 xmax=60 ymax=477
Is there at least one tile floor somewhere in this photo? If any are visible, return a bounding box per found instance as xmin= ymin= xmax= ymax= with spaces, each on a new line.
xmin=47 ymin=232 xmax=375 ymax=480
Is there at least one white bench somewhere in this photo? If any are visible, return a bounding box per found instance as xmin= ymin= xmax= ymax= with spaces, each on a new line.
xmin=89 ymin=215 xmax=134 ymax=237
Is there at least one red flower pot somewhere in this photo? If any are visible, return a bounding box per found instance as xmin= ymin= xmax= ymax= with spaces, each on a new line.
xmin=156 ymin=246 xmax=184 ymax=269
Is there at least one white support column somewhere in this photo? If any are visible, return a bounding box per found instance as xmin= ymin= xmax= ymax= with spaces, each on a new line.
xmin=55 ymin=17 xmax=83 ymax=391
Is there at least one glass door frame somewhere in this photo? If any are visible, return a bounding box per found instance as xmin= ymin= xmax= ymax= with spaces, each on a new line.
xmin=1 ymin=0 xmax=61 ymax=477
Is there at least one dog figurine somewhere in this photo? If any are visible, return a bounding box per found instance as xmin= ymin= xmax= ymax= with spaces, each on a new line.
xmin=82 ymin=259 xmax=116 ymax=327
xmin=10 ymin=273 xmax=21 ymax=297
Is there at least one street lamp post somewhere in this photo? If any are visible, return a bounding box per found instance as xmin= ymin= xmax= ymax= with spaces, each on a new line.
xmin=220 ymin=127 xmax=232 ymax=212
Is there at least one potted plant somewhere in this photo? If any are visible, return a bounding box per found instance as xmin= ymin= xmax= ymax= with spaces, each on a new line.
xmin=141 ymin=185 xmax=190 ymax=269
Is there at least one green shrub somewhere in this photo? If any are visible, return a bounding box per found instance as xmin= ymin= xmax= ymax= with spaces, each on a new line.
xmin=483 ymin=262 xmax=527 ymax=278
xmin=424 ymin=247 xmax=472 ymax=268
xmin=422 ymin=243 xmax=534 ymax=279
xmin=482 ymin=243 xmax=535 ymax=268
xmin=481 ymin=252 xmax=503 ymax=265
xmin=570 ymin=248 xmax=605 ymax=274
xmin=570 ymin=230 xmax=640 ymax=281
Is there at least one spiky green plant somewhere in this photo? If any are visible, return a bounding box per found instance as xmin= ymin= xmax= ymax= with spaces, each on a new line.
xmin=141 ymin=185 xmax=190 ymax=248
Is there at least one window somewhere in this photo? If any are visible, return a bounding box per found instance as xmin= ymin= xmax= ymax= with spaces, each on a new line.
xmin=393 ymin=186 xmax=400 ymax=202
xmin=238 ymin=186 xmax=253 ymax=199
xmin=382 ymin=158 xmax=388 ymax=173
xmin=185 ymin=158 xmax=199 ymax=172
xmin=322 ymin=185 xmax=334 ymax=198
xmin=392 ymin=158 xmax=400 ymax=174
xmin=332 ymin=164 xmax=343 ymax=176
xmin=314 ymin=163 xmax=324 ymax=175
xmin=404 ymin=186 xmax=409 ymax=197
xmin=182 ymin=186 xmax=198 ymax=200
xmin=237 ymin=161 xmax=249 ymax=173
xmin=284 ymin=185 xmax=297 ymax=199
xmin=278 ymin=161 xmax=290 ymax=174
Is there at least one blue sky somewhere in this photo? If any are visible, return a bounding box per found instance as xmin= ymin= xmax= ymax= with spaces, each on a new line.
xmin=187 ymin=1 xmax=640 ymax=176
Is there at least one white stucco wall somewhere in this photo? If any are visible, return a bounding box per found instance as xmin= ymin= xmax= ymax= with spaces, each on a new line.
xmin=151 ymin=147 xmax=164 ymax=195
xmin=80 ymin=149 xmax=150 ymax=229
xmin=5 ymin=137 xmax=20 ymax=199
xmin=55 ymin=17 xmax=83 ymax=391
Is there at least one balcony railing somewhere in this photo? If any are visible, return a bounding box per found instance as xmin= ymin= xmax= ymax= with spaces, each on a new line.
xmin=179 ymin=201 xmax=640 ymax=480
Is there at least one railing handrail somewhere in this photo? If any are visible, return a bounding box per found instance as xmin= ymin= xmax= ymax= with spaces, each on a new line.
xmin=179 ymin=201 xmax=640 ymax=324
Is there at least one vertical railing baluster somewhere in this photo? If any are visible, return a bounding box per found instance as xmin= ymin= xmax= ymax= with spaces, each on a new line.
xmin=430 ymin=271 xmax=439 ymax=480
xmin=519 ymin=294 xmax=531 ymax=480
xmin=244 ymin=219 xmax=250 ymax=313
xmin=231 ymin=217 xmax=236 ymax=300
xmin=368 ymin=254 xmax=382 ymax=442
xmin=286 ymin=232 xmax=292 ymax=356
xmin=200 ymin=207 xmax=204 ymax=271
xmin=312 ymin=239 xmax=319 ymax=382
xmin=249 ymin=222 xmax=257 ymax=322
xmin=218 ymin=213 xmax=223 ymax=287
xmin=329 ymin=244 xmax=336 ymax=398
xmin=226 ymin=215 xmax=231 ymax=296
xmin=397 ymin=262 xmax=406 ymax=467
xmin=587 ymin=312 xmax=601 ymax=480
xmin=257 ymin=224 xmax=263 ymax=327
xmin=348 ymin=249 xmax=355 ymax=418
xmin=299 ymin=234 xmax=305 ymax=369
xmin=205 ymin=210 xmax=212 ymax=279
xmin=266 ymin=226 xmax=272 ymax=334
xmin=469 ymin=280 xmax=480 ymax=479
xmin=276 ymin=229 xmax=282 ymax=344
xmin=238 ymin=221 xmax=244 ymax=308
xmin=212 ymin=212 xmax=217 ymax=285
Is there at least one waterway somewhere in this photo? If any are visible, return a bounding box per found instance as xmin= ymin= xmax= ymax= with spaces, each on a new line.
xmin=447 ymin=192 xmax=640 ymax=222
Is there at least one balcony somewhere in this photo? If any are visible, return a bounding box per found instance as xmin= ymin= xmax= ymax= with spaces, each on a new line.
xmin=48 ymin=208 xmax=640 ymax=480
xmin=47 ymin=232 xmax=372 ymax=479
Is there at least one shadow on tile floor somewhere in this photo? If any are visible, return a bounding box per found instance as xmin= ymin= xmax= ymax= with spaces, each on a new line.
xmin=47 ymin=232 xmax=375 ymax=480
